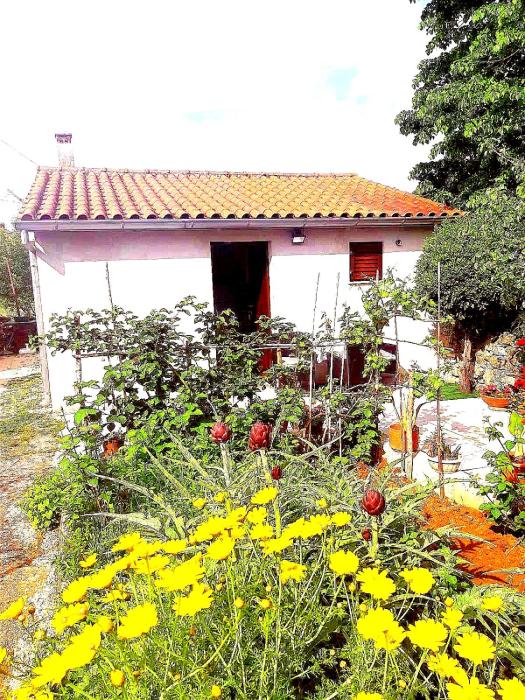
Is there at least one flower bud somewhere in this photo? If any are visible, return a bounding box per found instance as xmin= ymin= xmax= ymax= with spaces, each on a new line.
xmin=361 ymin=489 xmax=386 ymax=516
xmin=210 ymin=422 xmax=232 ymax=444
xmin=271 ymin=465 xmax=282 ymax=480
xmin=249 ymin=422 xmax=272 ymax=451
xmin=362 ymin=528 xmax=372 ymax=541
xmin=110 ymin=670 xmax=125 ymax=687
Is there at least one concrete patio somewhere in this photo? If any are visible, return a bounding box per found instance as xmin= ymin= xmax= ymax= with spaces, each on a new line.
xmin=381 ymin=395 xmax=513 ymax=507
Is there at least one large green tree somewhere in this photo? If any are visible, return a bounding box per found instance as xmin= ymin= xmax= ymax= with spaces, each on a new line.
xmin=397 ymin=0 xmax=525 ymax=207
xmin=414 ymin=196 xmax=525 ymax=390
xmin=0 ymin=228 xmax=34 ymax=316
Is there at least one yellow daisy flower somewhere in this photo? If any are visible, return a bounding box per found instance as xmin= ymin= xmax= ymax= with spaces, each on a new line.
xmin=482 ymin=595 xmax=503 ymax=613
xmin=259 ymin=598 xmax=272 ymax=610
xmin=317 ymin=498 xmax=328 ymax=509
xmin=280 ymin=560 xmax=307 ymax=584
xmin=446 ymin=676 xmax=495 ymax=700
xmin=211 ymin=685 xmax=222 ymax=698
xmin=357 ymin=607 xmax=405 ymax=651
xmin=442 ymin=607 xmax=464 ymax=630
xmin=354 ymin=692 xmax=384 ymax=700
xmin=407 ymin=619 xmax=448 ymax=652
xmin=331 ymin=511 xmax=351 ymax=527
xmin=192 ymin=498 xmax=207 ymax=510
xmin=117 ymin=602 xmax=158 ymax=639
xmin=206 ymin=535 xmax=236 ymax=561
xmin=400 ymin=567 xmax=435 ymax=594
xmin=454 ymin=631 xmax=495 ymax=666
xmin=427 ymin=653 xmax=467 ymax=684
xmin=260 ymin=535 xmax=293 ymax=555
xmin=95 ymin=615 xmax=114 ymax=633
xmin=250 ymin=523 xmax=274 ymax=540
xmin=173 ymin=583 xmax=213 ymax=616
xmin=31 ymin=652 xmax=68 ymax=688
xmin=246 ymin=506 xmax=268 ymax=525
xmin=301 ymin=514 xmax=332 ymax=538
xmin=51 ymin=603 xmax=89 ymax=635
xmin=161 ymin=539 xmax=187 ymax=555
xmin=356 ymin=568 xmax=396 ymax=601
xmin=214 ymin=492 xmax=226 ymax=503
xmin=281 ymin=518 xmax=306 ymax=540
xmin=155 ymin=554 xmax=204 ymax=592
xmin=111 ymin=531 xmax=143 ymax=553
xmin=0 ymin=597 xmax=25 ymax=621
xmin=62 ymin=577 xmax=91 ymax=604
xmin=251 ymin=487 xmax=278 ymax=505
xmin=498 ymin=678 xmax=525 ymax=700
xmin=329 ymin=549 xmax=360 ymax=576
xmin=79 ymin=553 xmax=97 ymax=569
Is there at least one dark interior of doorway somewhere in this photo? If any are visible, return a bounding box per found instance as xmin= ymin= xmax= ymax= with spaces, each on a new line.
xmin=210 ymin=242 xmax=270 ymax=334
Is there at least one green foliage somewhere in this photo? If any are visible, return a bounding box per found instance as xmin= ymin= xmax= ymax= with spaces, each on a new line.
xmin=480 ymin=413 xmax=525 ymax=532
xmin=0 ymin=227 xmax=33 ymax=316
xmin=414 ymin=197 xmax=525 ymax=339
xmin=399 ymin=0 xmax=525 ymax=207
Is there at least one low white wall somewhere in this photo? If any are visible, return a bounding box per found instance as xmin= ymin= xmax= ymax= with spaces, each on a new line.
xmin=34 ymin=225 xmax=436 ymax=407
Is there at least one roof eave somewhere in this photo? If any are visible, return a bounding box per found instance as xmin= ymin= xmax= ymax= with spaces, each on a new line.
xmin=15 ymin=215 xmax=454 ymax=233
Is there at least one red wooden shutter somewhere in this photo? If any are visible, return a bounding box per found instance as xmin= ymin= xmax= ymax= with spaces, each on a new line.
xmin=349 ymin=242 xmax=383 ymax=282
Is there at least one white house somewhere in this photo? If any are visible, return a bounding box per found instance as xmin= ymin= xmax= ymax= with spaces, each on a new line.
xmin=16 ymin=135 xmax=460 ymax=407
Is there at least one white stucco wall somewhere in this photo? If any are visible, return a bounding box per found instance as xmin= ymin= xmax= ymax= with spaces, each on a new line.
xmin=32 ymin=225 xmax=436 ymax=407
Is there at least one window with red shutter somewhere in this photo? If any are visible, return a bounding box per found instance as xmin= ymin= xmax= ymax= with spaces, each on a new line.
xmin=349 ymin=242 xmax=383 ymax=282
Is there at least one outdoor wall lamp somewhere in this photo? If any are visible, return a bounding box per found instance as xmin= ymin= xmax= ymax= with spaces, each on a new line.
xmin=291 ymin=228 xmax=306 ymax=245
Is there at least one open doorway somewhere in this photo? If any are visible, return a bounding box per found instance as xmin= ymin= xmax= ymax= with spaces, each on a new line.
xmin=210 ymin=242 xmax=271 ymax=334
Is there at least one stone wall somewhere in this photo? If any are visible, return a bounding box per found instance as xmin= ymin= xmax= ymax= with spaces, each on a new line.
xmin=474 ymin=332 xmax=520 ymax=387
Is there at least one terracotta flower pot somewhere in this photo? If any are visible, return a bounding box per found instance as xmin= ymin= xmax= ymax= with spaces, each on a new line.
xmin=481 ymin=395 xmax=510 ymax=410
xmin=388 ymin=423 xmax=419 ymax=452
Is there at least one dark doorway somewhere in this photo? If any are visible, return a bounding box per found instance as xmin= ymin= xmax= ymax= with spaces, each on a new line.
xmin=210 ymin=242 xmax=271 ymax=334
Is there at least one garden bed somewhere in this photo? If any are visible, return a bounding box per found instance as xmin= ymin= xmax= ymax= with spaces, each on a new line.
xmin=423 ymin=494 xmax=525 ymax=591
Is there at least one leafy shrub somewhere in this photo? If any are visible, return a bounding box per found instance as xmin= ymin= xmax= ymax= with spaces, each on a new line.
xmin=480 ymin=413 xmax=525 ymax=533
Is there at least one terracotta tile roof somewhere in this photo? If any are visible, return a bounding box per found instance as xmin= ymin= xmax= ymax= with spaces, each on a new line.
xmin=18 ymin=167 xmax=460 ymax=222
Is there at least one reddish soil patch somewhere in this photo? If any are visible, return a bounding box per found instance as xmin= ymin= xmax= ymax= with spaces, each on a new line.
xmin=0 ymin=353 xmax=37 ymax=373
xmin=423 ymin=495 xmax=525 ymax=591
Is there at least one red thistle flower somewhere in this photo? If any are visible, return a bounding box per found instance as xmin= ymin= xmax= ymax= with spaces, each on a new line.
xmin=248 ymin=422 xmax=272 ymax=451
xmin=362 ymin=528 xmax=372 ymax=541
xmin=361 ymin=489 xmax=386 ymax=517
xmin=210 ymin=422 xmax=232 ymax=444
xmin=515 ymin=338 xmax=525 ymax=347
xmin=515 ymin=378 xmax=525 ymax=390
xmin=271 ymin=465 xmax=282 ymax=480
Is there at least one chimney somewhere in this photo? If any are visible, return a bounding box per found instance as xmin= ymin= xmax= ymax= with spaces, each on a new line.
xmin=55 ymin=133 xmax=74 ymax=167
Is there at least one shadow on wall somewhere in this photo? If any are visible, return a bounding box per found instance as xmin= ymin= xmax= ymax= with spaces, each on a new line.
xmin=34 ymin=227 xmax=429 ymax=275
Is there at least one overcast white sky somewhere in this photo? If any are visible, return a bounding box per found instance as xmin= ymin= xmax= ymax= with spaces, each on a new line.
xmin=0 ymin=0 xmax=429 ymax=227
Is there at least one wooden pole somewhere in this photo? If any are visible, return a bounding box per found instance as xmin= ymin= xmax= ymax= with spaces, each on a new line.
xmin=436 ymin=262 xmax=445 ymax=498
xmin=308 ymin=273 xmax=320 ymax=440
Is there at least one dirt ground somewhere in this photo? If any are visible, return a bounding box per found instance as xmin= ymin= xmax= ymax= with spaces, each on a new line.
xmin=0 ymin=359 xmax=61 ymax=694
xmin=0 ymin=353 xmax=38 ymax=374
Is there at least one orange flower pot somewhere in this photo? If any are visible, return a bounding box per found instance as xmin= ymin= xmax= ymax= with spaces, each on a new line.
xmin=481 ymin=395 xmax=510 ymax=410
xmin=388 ymin=423 xmax=419 ymax=453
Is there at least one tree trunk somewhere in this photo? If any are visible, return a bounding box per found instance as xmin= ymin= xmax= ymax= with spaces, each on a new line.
xmin=460 ymin=336 xmax=473 ymax=393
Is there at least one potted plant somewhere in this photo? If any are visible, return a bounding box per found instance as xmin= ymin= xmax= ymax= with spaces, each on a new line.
xmin=422 ymin=429 xmax=461 ymax=473
xmin=479 ymin=384 xmax=514 ymax=410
